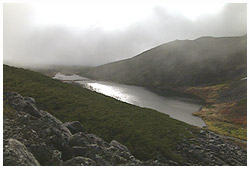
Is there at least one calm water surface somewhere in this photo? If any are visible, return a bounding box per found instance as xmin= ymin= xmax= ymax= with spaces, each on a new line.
xmin=54 ymin=73 xmax=206 ymax=127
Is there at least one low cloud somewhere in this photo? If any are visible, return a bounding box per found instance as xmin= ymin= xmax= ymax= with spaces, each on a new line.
xmin=3 ymin=3 xmax=247 ymax=67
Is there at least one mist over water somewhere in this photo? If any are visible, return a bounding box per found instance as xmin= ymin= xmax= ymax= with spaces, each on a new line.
xmin=54 ymin=73 xmax=206 ymax=127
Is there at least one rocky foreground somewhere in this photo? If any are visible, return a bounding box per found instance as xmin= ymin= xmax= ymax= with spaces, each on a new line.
xmin=3 ymin=92 xmax=247 ymax=166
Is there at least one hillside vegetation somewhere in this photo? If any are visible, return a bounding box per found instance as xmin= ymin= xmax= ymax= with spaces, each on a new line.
xmin=4 ymin=88 xmax=247 ymax=166
xmin=85 ymin=35 xmax=246 ymax=88
xmin=3 ymin=64 xmax=197 ymax=162
xmin=186 ymin=79 xmax=247 ymax=140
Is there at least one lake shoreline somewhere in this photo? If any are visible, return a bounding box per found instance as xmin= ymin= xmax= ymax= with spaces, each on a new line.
xmin=54 ymin=73 xmax=206 ymax=127
xmin=54 ymin=73 xmax=247 ymax=148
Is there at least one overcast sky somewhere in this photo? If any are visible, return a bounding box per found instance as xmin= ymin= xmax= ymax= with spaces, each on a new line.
xmin=3 ymin=2 xmax=247 ymax=67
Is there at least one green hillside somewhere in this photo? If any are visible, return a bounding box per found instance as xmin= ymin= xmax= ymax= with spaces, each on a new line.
xmin=3 ymin=64 xmax=197 ymax=162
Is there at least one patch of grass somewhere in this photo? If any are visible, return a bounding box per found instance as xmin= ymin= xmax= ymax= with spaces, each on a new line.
xmin=206 ymin=121 xmax=246 ymax=140
xmin=185 ymin=81 xmax=246 ymax=141
xmin=238 ymin=98 xmax=247 ymax=106
xmin=3 ymin=64 xmax=196 ymax=162
xmin=195 ymin=102 xmax=247 ymax=140
xmin=185 ymin=84 xmax=228 ymax=103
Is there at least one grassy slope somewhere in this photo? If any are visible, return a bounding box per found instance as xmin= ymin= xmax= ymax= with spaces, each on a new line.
xmin=3 ymin=64 xmax=197 ymax=162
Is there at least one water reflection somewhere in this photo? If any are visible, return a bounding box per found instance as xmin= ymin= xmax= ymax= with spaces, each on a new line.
xmin=54 ymin=73 xmax=206 ymax=127
xmin=86 ymin=83 xmax=137 ymax=103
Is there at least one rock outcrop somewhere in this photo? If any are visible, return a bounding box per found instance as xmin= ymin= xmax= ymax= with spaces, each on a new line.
xmin=3 ymin=138 xmax=40 ymax=166
xmin=176 ymin=130 xmax=247 ymax=165
xmin=3 ymin=92 xmax=142 ymax=166
xmin=3 ymin=92 xmax=247 ymax=166
xmin=63 ymin=121 xmax=85 ymax=134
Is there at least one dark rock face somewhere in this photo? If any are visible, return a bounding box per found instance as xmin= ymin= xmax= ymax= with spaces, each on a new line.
xmin=3 ymin=92 xmax=247 ymax=166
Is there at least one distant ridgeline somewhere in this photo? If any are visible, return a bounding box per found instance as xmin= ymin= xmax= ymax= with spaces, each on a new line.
xmin=83 ymin=35 xmax=247 ymax=141
xmin=84 ymin=35 xmax=247 ymax=88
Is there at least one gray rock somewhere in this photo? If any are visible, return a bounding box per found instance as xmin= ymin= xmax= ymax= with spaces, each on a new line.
xmin=87 ymin=133 xmax=109 ymax=147
xmin=63 ymin=121 xmax=84 ymax=134
xmin=29 ymin=143 xmax=63 ymax=166
xmin=4 ymin=92 xmax=42 ymax=118
xmin=3 ymin=92 xmax=144 ymax=166
xmin=85 ymin=144 xmax=112 ymax=165
xmin=24 ymin=97 xmax=36 ymax=105
xmin=3 ymin=138 xmax=40 ymax=166
xmin=68 ymin=132 xmax=90 ymax=147
xmin=72 ymin=146 xmax=88 ymax=157
xmin=46 ymin=127 xmax=70 ymax=150
xmin=4 ymin=92 xmax=247 ymax=166
xmin=207 ymin=143 xmax=220 ymax=153
xmin=63 ymin=156 xmax=96 ymax=166
xmin=23 ymin=102 xmax=42 ymax=118
xmin=40 ymin=110 xmax=63 ymax=124
xmin=200 ymin=130 xmax=206 ymax=135
xmin=110 ymin=140 xmax=130 ymax=153
xmin=208 ymin=139 xmax=215 ymax=143
xmin=168 ymin=160 xmax=178 ymax=166
xmin=112 ymin=155 xmax=128 ymax=165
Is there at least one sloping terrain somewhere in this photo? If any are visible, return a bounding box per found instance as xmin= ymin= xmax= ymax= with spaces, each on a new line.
xmin=3 ymin=64 xmax=195 ymax=162
xmin=3 ymin=65 xmax=247 ymax=165
xmin=85 ymin=35 xmax=246 ymax=88
xmin=187 ymin=78 xmax=247 ymax=140
xmin=3 ymin=92 xmax=142 ymax=166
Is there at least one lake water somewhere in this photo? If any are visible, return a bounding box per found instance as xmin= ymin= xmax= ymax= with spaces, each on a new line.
xmin=54 ymin=73 xmax=206 ymax=127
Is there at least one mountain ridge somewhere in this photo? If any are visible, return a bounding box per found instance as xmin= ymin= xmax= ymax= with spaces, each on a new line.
xmin=84 ymin=35 xmax=247 ymax=88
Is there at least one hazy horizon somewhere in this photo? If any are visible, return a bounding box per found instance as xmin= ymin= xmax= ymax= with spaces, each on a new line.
xmin=3 ymin=2 xmax=247 ymax=68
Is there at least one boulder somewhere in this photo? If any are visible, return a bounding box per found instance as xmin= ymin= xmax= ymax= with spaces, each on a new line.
xmin=72 ymin=146 xmax=88 ymax=157
xmin=108 ymin=140 xmax=142 ymax=165
xmin=68 ymin=132 xmax=90 ymax=147
xmin=200 ymin=130 xmax=206 ymax=136
xmin=110 ymin=140 xmax=129 ymax=153
xmin=3 ymin=138 xmax=40 ymax=166
xmin=112 ymin=154 xmax=128 ymax=165
xmin=4 ymin=92 xmax=42 ymax=118
xmin=63 ymin=156 xmax=96 ymax=166
xmin=85 ymin=144 xmax=112 ymax=165
xmin=24 ymin=97 xmax=36 ymax=105
xmin=45 ymin=127 xmax=69 ymax=150
xmin=28 ymin=143 xmax=63 ymax=166
xmin=87 ymin=133 xmax=109 ymax=147
xmin=3 ymin=92 xmax=144 ymax=166
xmin=23 ymin=102 xmax=42 ymax=118
xmin=63 ymin=121 xmax=84 ymax=134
